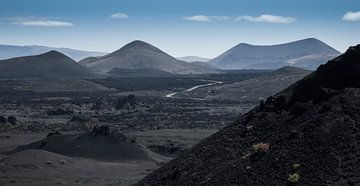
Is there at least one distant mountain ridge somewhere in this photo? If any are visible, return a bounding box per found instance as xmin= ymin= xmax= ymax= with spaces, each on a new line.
xmin=0 ymin=44 xmax=107 ymax=61
xmin=80 ymin=40 xmax=220 ymax=75
xmin=209 ymin=38 xmax=340 ymax=70
xmin=0 ymin=51 xmax=97 ymax=79
xmin=177 ymin=56 xmax=210 ymax=62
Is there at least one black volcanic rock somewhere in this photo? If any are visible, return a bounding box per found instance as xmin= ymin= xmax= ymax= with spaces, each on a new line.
xmin=0 ymin=51 xmax=97 ymax=79
xmin=281 ymin=45 xmax=360 ymax=106
xmin=80 ymin=40 xmax=220 ymax=75
xmin=209 ymin=38 xmax=340 ymax=70
xmin=138 ymin=45 xmax=360 ymax=185
xmin=0 ymin=116 xmax=6 ymax=124
xmin=7 ymin=116 xmax=17 ymax=125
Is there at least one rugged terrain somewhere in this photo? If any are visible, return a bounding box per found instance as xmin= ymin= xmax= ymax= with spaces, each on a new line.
xmin=0 ymin=57 xmax=321 ymax=185
xmin=138 ymin=45 xmax=360 ymax=185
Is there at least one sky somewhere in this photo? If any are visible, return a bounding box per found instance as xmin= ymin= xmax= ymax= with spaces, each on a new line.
xmin=0 ymin=0 xmax=360 ymax=58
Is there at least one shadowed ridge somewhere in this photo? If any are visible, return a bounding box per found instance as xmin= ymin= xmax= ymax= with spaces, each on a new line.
xmin=138 ymin=44 xmax=360 ymax=185
xmin=277 ymin=44 xmax=360 ymax=107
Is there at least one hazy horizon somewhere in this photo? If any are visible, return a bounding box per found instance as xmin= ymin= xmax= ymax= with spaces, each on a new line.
xmin=1 ymin=0 xmax=359 ymax=58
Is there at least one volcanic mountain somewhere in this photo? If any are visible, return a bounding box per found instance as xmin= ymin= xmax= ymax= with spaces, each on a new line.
xmin=139 ymin=45 xmax=360 ymax=185
xmin=209 ymin=38 xmax=340 ymax=70
xmin=0 ymin=51 xmax=97 ymax=79
xmin=80 ymin=40 xmax=220 ymax=75
xmin=0 ymin=44 xmax=106 ymax=61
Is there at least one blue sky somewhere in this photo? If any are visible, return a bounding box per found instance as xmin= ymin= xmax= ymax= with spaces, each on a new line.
xmin=0 ymin=0 xmax=359 ymax=58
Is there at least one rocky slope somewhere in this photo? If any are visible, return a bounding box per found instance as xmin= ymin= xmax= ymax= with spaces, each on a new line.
xmin=209 ymin=38 xmax=340 ymax=70
xmin=138 ymin=45 xmax=360 ymax=185
xmin=80 ymin=40 xmax=220 ymax=75
xmin=202 ymin=66 xmax=311 ymax=102
xmin=0 ymin=44 xmax=106 ymax=61
xmin=0 ymin=51 xmax=97 ymax=79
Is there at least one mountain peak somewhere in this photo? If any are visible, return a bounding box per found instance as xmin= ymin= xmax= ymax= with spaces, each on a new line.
xmin=37 ymin=50 xmax=73 ymax=60
xmin=301 ymin=37 xmax=320 ymax=42
xmin=122 ymin=40 xmax=156 ymax=50
xmin=293 ymin=38 xmax=324 ymax=45
xmin=110 ymin=40 xmax=163 ymax=56
xmin=235 ymin=43 xmax=253 ymax=47
xmin=128 ymin=40 xmax=150 ymax=46
xmin=40 ymin=50 xmax=64 ymax=56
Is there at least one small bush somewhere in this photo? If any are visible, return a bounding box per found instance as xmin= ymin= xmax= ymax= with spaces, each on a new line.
xmin=252 ymin=142 xmax=270 ymax=152
xmin=288 ymin=173 xmax=300 ymax=183
xmin=292 ymin=164 xmax=301 ymax=169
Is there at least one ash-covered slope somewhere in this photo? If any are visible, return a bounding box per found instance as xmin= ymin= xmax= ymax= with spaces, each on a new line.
xmin=12 ymin=129 xmax=168 ymax=162
xmin=209 ymin=38 xmax=340 ymax=70
xmin=80 ymin=40 xmax=219 ymax=75
xmin=138 ymin=45 xmax=360 ymax=185
xmin=0 ymin=51 xmax=97 ymax=79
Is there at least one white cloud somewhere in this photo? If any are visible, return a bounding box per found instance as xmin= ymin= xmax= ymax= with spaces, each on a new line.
xmin=183 ymin=15 xmax=229 ymax=22
xmin=12 ymin=18 xmax=74 ymax=27
xmin=342 ymin=11 xmax=360 ymax=21
xmin=235 ymin=14 xmax=295 ymax=24
xmin=110 ymin=13 xmax=128 ymax=19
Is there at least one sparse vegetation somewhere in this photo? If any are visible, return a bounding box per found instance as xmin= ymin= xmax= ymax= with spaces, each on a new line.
xmin=252 ymin=142 xmax=270 ymax=152
xmin=292 ymin=164 xmax=301 ymax=169
xmin=288 ymin=173 xmax=300 ymax=183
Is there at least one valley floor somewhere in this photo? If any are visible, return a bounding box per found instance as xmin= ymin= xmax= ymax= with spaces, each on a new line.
xmin=0 ymin=71 xmax=295 ymax=185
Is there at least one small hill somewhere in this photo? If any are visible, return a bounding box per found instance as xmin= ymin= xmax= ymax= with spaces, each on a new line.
xmin=0 ymin=51 xmax=97 ymax=79
xmin=0 ymin=44 xmax=106 ymax=61
xmin=80 ymin=40 xmax=220 ymax=75
xmin=138 ymin=45 xmax=360 ymax=185
xmin=209 ymin=38 xmax=340 ymax=70
xmin=12 ymin=129 xmax=168 ymax=162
